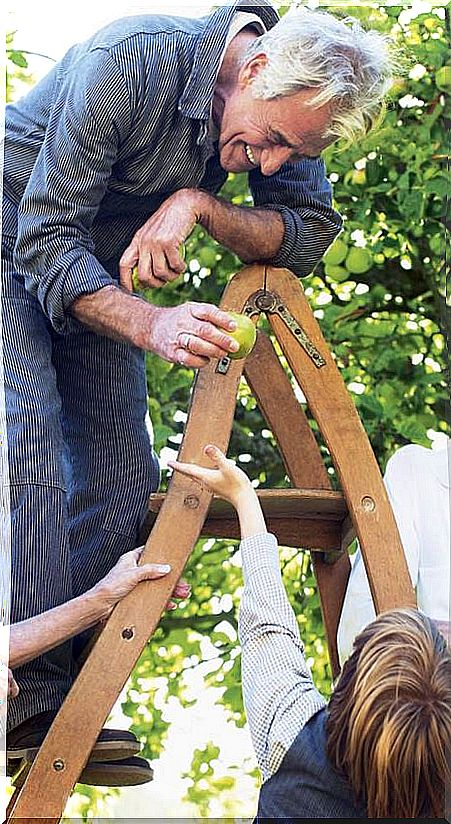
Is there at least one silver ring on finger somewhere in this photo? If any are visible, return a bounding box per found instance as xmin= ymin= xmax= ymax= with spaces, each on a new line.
xmin=179 ymin=332 xmax=193 ymax=353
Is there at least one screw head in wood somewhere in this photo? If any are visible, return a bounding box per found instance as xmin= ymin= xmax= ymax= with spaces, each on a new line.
xmin=184 ymin=495 xmax=200 ymax=509
xmin=122 ymin=626 xmax=135 ymax=640
xmin=361 ymin=495 xmax=375 ymax=511
xmin=53 ymin=759 xmax=65 ymax=772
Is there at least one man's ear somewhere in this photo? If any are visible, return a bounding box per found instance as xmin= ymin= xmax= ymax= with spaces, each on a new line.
xmin=238 ymin=53 xmax=268 ymax=88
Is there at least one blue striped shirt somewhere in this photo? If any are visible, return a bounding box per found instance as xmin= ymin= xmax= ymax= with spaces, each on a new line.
xmin=5 ymin=0 xmax=342 ymax=334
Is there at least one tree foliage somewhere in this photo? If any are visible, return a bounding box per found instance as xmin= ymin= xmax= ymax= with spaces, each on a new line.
xmin=5 ymin=32 xmax=33 ymax=102
xmin=5 ymin=3 xmax=449 ymax=818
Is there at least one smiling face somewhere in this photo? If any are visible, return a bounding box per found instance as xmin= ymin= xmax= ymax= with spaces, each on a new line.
xmin=216 ymin=55 xmax=333 ymax=175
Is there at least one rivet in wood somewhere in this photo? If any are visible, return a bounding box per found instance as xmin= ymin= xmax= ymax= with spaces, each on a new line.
xmin=53 ymin=759 xmax=65 ymax=772
xmin=122 ymin=626 xmax=135 ymax=640
xmin=361 ymin=496 xmax=375 ymax=512
xmin=255 ymin=292 xmax=275 ymax=312
xmin=184 ymin=495 xmax=200 ymax=509
xmin=216 ymin=356 xmax=231 ymax=374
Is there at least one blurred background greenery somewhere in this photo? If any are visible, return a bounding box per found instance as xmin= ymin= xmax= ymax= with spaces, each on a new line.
xmin=5 ymin=1 xmax=449 ymax=818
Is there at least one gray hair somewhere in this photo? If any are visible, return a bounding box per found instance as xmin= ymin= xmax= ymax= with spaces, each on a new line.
xmin=244 ymin=7 xmax=399 ymax=144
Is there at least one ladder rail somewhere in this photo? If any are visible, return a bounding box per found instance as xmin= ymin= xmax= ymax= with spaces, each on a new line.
xmin=244 ymin=329 xmax=351 ymax=676
xmin=263 ymin=266 xmax=415 ymax=614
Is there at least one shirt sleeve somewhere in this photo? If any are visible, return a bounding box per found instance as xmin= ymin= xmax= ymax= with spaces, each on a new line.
xmin=337 ymin=447 xmax=421 ymax=665
xmin=248 ymin=157 xmax=343 ymax=278
xmin=13 ymin=48 xmax=133 ymax=333
xmin=238 ymin=532 xmax=326 ymax=781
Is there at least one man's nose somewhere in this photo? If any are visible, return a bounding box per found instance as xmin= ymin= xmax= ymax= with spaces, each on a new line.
xmin=259 ymin=146 xmax=293 ymax=176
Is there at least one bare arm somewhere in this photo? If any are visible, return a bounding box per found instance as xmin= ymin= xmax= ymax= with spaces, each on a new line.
xmin=9 ymin=550 xmax=189 ymax=670
xmin=119 ymin=188 xmax=283 ymax=292
xmin=199 ymin=191 xmax=284 ymax=264
xmin=70 ymin=285 xmax=239 ymax=368
xmin=9 ymin=589 xmax=109 ymax=669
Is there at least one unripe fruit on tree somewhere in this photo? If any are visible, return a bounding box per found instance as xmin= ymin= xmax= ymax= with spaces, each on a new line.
xmin=435 ymin=65 xmax=451 ymax=93
xmin=324 ymin=264 xmax=349 ymax=282
xmin=345 ymin=247 xmax=373 ymax=275
xmin=323 ymin=238 xmax=348 ymax=266
xmin=198 ymin=246 xmax=218 ymax=268
xmin=132 ymin=265 xmax=140 ymax=291
xmin=226 ymin=312 xmax=257 ymax=360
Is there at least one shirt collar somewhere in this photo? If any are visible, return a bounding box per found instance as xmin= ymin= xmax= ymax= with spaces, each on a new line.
xmin=178 ymin=0 xmax=279 ymax=122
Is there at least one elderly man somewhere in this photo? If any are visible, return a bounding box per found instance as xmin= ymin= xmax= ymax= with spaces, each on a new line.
xmin=3 ymin=0 xmax=394 ymax=756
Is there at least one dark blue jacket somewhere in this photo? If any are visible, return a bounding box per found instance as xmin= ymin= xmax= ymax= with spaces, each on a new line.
xmin=256 ymin=708 xmax=367 ymax=820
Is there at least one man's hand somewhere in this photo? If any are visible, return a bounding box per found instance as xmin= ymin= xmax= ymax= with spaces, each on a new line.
xmin=148 ymin=302 xmax=239 ymax=368
xmin=71 ymin=287 xmax=239 ymax=367
xmin=91 ymin=548 xmax=191 ymax=617
xmin=120 ymin=189 xmax=203 ymax=290
xmin=169 ymin=444 xmax=252 ymax=509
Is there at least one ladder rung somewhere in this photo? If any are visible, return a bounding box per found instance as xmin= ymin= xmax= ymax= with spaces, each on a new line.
xmin=142 ymin=489 xmax=350 ymax=552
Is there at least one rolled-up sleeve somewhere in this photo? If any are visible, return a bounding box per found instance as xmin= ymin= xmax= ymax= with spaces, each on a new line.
xmin=249 ymin=157 xmax=343 ymax=278
xmin=14 ymin=48 xmax=133 ymax=333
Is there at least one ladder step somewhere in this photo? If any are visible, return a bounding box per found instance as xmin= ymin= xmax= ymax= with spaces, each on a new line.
xmin=142 ymin=489 xmax=349 ymax=553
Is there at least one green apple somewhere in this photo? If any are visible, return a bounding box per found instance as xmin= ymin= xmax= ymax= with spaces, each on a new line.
xmin=198 ymin=246 xmax=217 ymax=268
xmin=226 ymin=312 xmax=257 ymax=360
xmin=345 ymin=247 xmax=373 ymax=275
xmin=435 ymin=65 xmax=451 ymax=93
xmin=324 ymin=263 xmax=349 ymax=282
xmin=132 ymin=265 xmax=140 ymax=291
xmin=323 ymin=238 xmax=348 ymax=266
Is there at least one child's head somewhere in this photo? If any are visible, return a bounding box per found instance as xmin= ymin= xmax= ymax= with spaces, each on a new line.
xmin=326 ymin=608 xmax=451 ymax=818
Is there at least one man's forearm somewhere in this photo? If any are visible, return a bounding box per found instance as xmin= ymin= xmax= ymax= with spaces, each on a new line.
xmin=198 ymin=191 xmax=285 ymax=262
xmin=70 ymin=285 xmax=156 ymax=349
xmin=9 ymin=591 xmax=106 ymax=669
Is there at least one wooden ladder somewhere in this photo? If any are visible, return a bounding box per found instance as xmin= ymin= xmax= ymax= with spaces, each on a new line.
xmin=6 ymin=264 xmax=416 ymax=823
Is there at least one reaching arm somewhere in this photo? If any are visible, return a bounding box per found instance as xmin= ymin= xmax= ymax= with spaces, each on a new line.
xmin=8 ymin=549 xmax=189 ymax=670
xmin=119 ymin=187 xmax=285 ymax=292
xmin=169 ymin=445 xmax=325 ymax=780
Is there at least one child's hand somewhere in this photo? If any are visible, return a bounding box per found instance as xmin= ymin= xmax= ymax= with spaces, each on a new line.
xmin=168 ymin=444 xmax=252 ymax=507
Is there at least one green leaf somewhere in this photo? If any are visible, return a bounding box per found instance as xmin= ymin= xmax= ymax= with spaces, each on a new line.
xmin=8 ymin=49 xmax=28 ymax=68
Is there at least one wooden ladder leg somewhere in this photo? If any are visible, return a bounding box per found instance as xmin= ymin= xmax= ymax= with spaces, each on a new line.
xmin=261 ymin=266 xmax=416 ymax=615
xmin=7 ymin=268 xmax=265 ymax=823
xmin=5 ymin=788 xmax=19 ymax=822
xmin=245 ymin=331 xmax=350 ymax=677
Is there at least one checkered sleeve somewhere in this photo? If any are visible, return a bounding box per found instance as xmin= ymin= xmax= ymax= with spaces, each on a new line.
xmin=238 ymin=532 xmax=326 ymax=781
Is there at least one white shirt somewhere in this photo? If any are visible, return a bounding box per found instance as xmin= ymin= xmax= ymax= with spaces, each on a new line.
xmin=337 ymin=441 xmax=450 ymax=664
